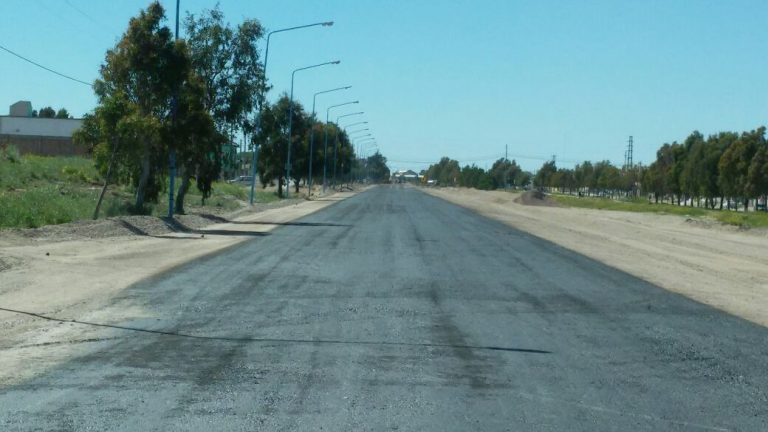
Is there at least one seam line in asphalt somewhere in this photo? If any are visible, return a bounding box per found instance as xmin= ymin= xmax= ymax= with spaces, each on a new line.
xmin=0 ymin=307 xmax=551 ymax=354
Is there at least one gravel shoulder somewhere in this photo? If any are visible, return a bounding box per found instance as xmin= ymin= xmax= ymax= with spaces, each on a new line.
xmin=423 ymin=186 xmax=768 ymax=328
xmin=0 ymin=190 xmax=357 ymax=386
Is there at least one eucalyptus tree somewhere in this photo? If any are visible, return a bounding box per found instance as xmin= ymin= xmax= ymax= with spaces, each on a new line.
xmin=93 ymin=1 xmax=187 ymax=210
xmin=254 ymin=96 xmax=310 ymax=197
xmin=181 ymin=5 xmax=265 ymax=206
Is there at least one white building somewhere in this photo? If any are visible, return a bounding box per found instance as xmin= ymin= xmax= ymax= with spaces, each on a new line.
xmin=0 ymin=101 xmax=85 ymax=156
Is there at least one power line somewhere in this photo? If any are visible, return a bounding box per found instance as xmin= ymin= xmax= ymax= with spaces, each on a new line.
xmin=388 ymin=152 xmax=586 ymax=165
xmin=64 ymin=0 xmax=103 ymax=28
xmin=0 ymin=44 xmax=92 ymax=87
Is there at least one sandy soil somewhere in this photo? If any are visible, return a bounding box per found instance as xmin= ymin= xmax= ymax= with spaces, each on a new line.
xmin=0 ymin=189 xmax=357 ymax=386
xmin=423 ymin=187 xmax=768 ymax=328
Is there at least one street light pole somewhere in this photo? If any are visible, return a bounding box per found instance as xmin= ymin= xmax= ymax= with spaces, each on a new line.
xmin=345 ymin=129 xmax=370 ymax=183
xmin=285 ymin=61 xmax=340 ymax=198
xmin=323 ymin=101 xmax=359 ymax=192
xmin=249 ymin=20 xmax=334 ymax=205
xmin=355 ymin=136 xmax=376 ymax=181
xmin=168 ymin=0 xmax=181 ymax=218
xmin=307 ymin=86 xmax=351 ymax=198
xmin=346 ymin=128 xmax=369 ymax=136
xmin=334 ymin=112 xmax=364 ymax=187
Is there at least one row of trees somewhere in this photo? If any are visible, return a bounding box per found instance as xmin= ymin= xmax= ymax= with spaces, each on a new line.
xmin=643 ymin=128 xmax=768 ymax=210
xmin=532 ymin=127 xmax=768 ymax=210
xmin=424 ymin=126 xmax=768 ymax=212
xmin=255 ymin=96 xmax=357 ymax=194
xmin=534 ymin=160 xmax=642 ymax=199
xmin=75 ymin=2 xmax=376 ymax=215
xmin=32 ymin=106 xmax=71 ymax=119
xmin=424 ymin=157 xmax=531 ymax=190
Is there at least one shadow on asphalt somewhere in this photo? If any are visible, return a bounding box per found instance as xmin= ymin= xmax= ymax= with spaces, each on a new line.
xmin=0 ymin=306 xmax=552 ymax=355
xmin=227 ymin=221 xmax=351 ymax=227
xmin=118 ymin=219 xmax=271 ymax=239
xmin=195 ymin=213 xmax=350 ymax=227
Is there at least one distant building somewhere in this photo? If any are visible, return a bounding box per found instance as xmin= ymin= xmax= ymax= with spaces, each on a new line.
xmin=0 ymin=101 xmax=85 ymax=156
xmin=392 ymin=169 xmax=420 ymax=183
xmin=9 ymin=101 xmax=33 ymax=117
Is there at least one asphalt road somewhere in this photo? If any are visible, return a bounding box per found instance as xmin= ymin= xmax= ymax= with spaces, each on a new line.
xmin=2 ymin=185 xmax=767 ymax=431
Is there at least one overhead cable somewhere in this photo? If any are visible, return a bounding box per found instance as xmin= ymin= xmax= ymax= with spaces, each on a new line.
xmin=0 ymin=43 xmax=92 ymax=87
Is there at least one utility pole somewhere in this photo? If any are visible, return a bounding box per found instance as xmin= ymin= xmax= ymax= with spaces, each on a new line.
xmin=504 ymin=144 xmax=508 ymax=190
xmin=167 ymin=0 xmax=180 ymax=218
xmin=624 ymin=149 xmax=628 ymax=170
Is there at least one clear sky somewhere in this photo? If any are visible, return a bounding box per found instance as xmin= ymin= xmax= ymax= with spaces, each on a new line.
xmin=1 ymin=0 xmax=767 ymax=172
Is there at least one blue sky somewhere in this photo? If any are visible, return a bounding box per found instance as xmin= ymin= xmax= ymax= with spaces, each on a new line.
xmin=1 ymin=0 xmax=767 ymax=172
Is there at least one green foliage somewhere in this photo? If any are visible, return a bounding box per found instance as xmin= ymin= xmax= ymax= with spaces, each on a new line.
xmin=0 ymin=154 xmax=273 ymax=229
xmin=534 ymin=160 xmax=557 ymax=188
xmin=1 ymin=145 xmax=21 ymax=163
xmin=0 ymin=186 xmax=98 ymax=228
xmin=254 ymin=95 xmax=312 ymax=196
xmin=425 ymin=157 xmax=461 ymax=186
xmin=489 ymin=158 xmax=521 ymax=188
xmin=0 ymin=154 xmax=98 ymax=190
xmin=459 ymin=165 xmax=494 ymax=190
xmin=33 ymin=106 xmax=72 ymax=119
xmin=552 ymin=194 xmax=768 ymax=228
xmin=553 ymin=195 xmax=709 ymax=217
xmin=89 ymin=1 xmax=188 ymax=210
xmin=38 ymin=106 xmax=56 ymax=118
xmin=0 ymin=155 xmax=101 ymax=228
xmin=365 ymin=151 xmax=391 ymax=183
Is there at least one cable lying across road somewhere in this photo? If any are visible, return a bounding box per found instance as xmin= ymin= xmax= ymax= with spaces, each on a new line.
xmin=0 ymin=306 xmax=551 ymax=354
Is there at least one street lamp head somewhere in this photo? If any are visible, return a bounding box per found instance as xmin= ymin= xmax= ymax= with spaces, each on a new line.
xmin=322 ymin=21 xmax=334 ymax=26
xmin=332 ymin=60 xmax=341 ymax=64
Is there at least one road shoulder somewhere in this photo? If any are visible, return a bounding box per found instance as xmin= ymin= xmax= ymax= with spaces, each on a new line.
xmin=0 ymin=190 xmax=359 ymax=386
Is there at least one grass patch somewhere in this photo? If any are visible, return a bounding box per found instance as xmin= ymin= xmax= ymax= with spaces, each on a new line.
xmin=551 ymin=194 xmax=768 ymax=228
xmin=551 ymin=195 xmax=709 ymax=217
xmin=0 ymin=153 xmax=284 ymax=229
xmin=714 ymin=211 xmax=768 ymax=228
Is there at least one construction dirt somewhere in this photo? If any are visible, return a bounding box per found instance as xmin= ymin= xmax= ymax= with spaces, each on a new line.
xmin=423 ymin=187 xmax=768 ymax=328
xmin=514 ymin=190 xmax=560 ymax=207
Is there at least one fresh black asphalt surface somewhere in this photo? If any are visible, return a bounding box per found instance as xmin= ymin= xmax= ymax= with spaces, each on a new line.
xmin=1 ymin=185 xmax=767 ymax=431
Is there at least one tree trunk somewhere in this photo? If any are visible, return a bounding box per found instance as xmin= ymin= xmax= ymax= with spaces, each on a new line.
xmin=175 ymin=164 xmax=191 ymax=215
xmin=134 ymin=151 xmax=151 ymax=211
xmin=93 ymin=137 xmax=119 ymax=220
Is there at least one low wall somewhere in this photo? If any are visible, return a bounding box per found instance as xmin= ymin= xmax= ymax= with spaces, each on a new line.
xmin=0 ymin=135 xmax=89 ymax=157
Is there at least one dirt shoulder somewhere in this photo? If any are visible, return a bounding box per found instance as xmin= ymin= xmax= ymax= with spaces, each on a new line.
xmin=423 ymin=187 xmax=768 ymax=328
xmin=0 ymin=189 xmax=358 ymax=386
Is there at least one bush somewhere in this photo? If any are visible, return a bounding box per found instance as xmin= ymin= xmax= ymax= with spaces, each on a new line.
xmin=1 ymin=145 xmax=21 ymax=163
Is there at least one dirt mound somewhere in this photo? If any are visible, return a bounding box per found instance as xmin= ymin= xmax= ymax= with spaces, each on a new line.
xmin=0 ymin=199 xmax=302 ymax=243
xmin=514 ymin=190 xmax=560 ymax=207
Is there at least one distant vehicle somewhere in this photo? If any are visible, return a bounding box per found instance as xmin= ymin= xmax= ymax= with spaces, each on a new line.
xmin=227 ymin=175 xmax=253 ymax=184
